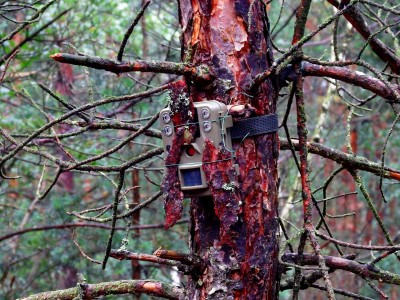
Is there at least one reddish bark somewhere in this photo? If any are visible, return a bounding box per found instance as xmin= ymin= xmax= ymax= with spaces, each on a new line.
xmin=202 ymin=140 xmax=240 ymax=245
xmin=176 ymin=1 xmax=280 ymax=298
xmin=131 ymin=168 xmax=142 ymax=294
xmin=161 ymin=81 xmax=197 ymax=229
xmin=55 ymin=64 xmax=74 ymax=96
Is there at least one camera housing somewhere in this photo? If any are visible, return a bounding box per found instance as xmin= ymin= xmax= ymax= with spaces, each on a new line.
xmin=160 ymin=101 xmax=233 ymax=197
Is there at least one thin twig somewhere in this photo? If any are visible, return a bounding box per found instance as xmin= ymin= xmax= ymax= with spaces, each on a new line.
xmin=102 ymin=170 xmax=125 ymax=269
xmin=117 ymin=0 xmax=151 ymax=61
xmin=72 ymin=231 xmax=101 ymax=264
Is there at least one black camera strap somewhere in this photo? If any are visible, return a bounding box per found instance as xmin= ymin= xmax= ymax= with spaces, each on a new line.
xmin=230 ymin=114 xmax=279 ymax=140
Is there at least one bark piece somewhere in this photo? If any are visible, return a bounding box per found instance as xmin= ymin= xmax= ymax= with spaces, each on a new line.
xmin=161 ymin=81 xmax=195 ymax=229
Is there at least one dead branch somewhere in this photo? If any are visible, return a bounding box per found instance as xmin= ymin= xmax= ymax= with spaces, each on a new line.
xmin=153 ymin=249 xmax=204 ymax=271
xmin=153 ymin=249 xmax=193 ymax=265
xmin=109 ymin=249 xmax=189 ymax=273
xmin=0 ymin=0 xmax=57 ymax=45
xmin=50 ymin=53 xmax=213 ymax=83
xmin=301 ymin=62 xmax=400 ymax=102
xmin=327 ymin=0 xmax=400 ymax=74
xmin=251 ymin=0 xmax=358 ymax=90
xmin=282 ymin=253 xmax=400 ymax=285
xmin=0 ymin=80 xmax=169 ymax=171
xmin=0 ymin=9 xmax=71 ymax=66
xmin=279 ymin=138 xmax=400 ymax=181
xmin=117 ymin=0 xmax=151 ymax=61
xmin=18 ymin=279 xmax=183 ymax=300
xmin=0 ymin=219 xmax=189 ymax=243
xmin=317 ymin=231 xmax=400 ymax=251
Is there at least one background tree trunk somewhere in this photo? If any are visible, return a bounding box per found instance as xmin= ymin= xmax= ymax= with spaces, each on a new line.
xmin=178 ymin=1 xmax=280 ymax=298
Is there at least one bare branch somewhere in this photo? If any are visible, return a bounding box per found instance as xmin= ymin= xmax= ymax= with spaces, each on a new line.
xmin=279 ymin=138 xmax=400 ymax=181
xmin=18 ymin=279 xmax=183 ymax=300
xmin=0 ymin=8 xmax=71 ymax=66
xmin=50 ymin=53 xmax=213 ymax=83
xmin=293 ymin=61 xmax=335 ymax=299
xmin=109 ymin=249 xmax=189 ymax=273
xmin=117 ymin=0 xmax=151 ymax=61
xmin=68 ymin=190 xmax=162 ymax=223
xmin=0 ymin=83 xmax=170 ymax=170
xmin=327 ymin=0 xmax=400 ymax=74
xmin=251 ymin=0 xmax=358 ymax=90
xmin=0 ymin=219 xmax=189 ymax=243
xmin=153 ymin=249 xmax=194 ymax=265
xmin=317 ymin=231 xmax=400 ymax=251
xmin=72 ymin=231 xmax=101 ymax=265
xmin=102 ymin=170 xmax=125 ymax=269
xmin=282 ymin=253 xmax=400 ymax=285
xmin=0 ymin=0 xmax=57 ymax=45
xmin=300 ymin=62 xmax=400 ymax=102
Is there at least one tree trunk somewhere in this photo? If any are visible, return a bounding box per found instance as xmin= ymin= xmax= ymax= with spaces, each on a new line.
xmin=177 ymin=1 xmax=280 ymax=298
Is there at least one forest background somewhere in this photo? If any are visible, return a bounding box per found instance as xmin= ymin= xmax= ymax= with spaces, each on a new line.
xmin=1 ymin=0 xmax=400 ymax=299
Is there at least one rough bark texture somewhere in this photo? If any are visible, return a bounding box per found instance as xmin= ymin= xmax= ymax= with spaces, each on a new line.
xmin=161 ymin=80 xmax=196 ymax=229
xmin=176 ymin=1 xmax=280 ymax=299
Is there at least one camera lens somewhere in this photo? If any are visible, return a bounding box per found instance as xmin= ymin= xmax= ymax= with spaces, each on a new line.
xmin=162 ymin=112 xmax=171 ymax=123
xmin=201 ymin=108 xmax=210 ymax=119
xmin=164 ymin=125 xmax=173 ymax=136
xmin=203 ymin=121 xmax=212 ymax=132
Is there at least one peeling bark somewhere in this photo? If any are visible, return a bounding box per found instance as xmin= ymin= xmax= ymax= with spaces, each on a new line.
xmin=202 ymin=139 xmax=240 ymax=244
xmin=161 ymin=81 xmax=196 ymax=229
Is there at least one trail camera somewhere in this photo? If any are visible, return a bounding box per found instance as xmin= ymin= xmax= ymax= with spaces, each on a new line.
xmin=160 ymin=100 xmax=279 ymax=197
xmin=160 ymin=101 xmax=233 ymax=197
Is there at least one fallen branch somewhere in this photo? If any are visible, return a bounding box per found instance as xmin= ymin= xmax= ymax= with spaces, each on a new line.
xmin=18 ymin=279 xmax=183 ymax=300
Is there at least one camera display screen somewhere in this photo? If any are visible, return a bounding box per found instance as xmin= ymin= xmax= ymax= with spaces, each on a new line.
xmin=181 ymin=168 xmax=203 ymax=187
